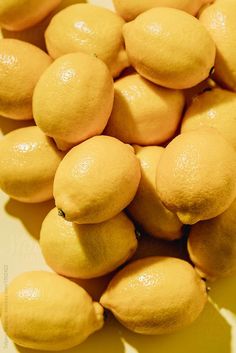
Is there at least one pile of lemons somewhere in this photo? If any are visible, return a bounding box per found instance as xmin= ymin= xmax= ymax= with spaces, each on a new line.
xmin=0 ymin=0 xmax=236 ymax=351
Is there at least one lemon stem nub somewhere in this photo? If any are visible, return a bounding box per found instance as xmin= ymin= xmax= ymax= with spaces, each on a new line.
xmin=209 ymin=66 xmax=215 ymax=76
xmin=58 ymin=209 xmax=65 ymax=218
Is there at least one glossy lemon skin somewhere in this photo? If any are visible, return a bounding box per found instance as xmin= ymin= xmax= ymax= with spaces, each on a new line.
xmin=123 ymin=7 xmax=216 ymax=89
xmin=199 ymin=0 xmax=236 ymax=92
xmin=113 ymin=0 xmax=214 ymax=21
xmin=182 ymin=88 xmax=236 ymax=150
xmin=40 ymin=208 xmax=137 ymax=279
xmin=100 ymin=256 xmax=207 ymax=334
xmin=33 ymin=52 xmax=114 ymax=151
xmin=45 ymin=3 xmax=129 ymax=77
xmin=188 ymin=198 xmax=236 ymax=281
xmin=0 ymin=39 xmax=52 ymax=120
xmin=128 ymin=146 xmax=183 ymax=240
xmin=0 ymin=271 xmax=104 ymax=351
xmin=0 ymin=126 xmax=64 ymax=203
xmin=0 ymin=0 xmax=62 ymax=31
xmin=53 ymin=135 xmax=141 ymax=224
xmin=105 ymin=73 xmax=185 ymax=145
xmin=156 ymin=128 xmax=236 ymax=224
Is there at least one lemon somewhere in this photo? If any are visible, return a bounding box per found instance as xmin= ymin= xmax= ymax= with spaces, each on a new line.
xmin=33 ymin=52 xmax=114 ymax=151
xmin=0 ymin=39 xmax=52 ymax=120
xmin=113 ymin=0 xmax=214 ymax=21
xmin=156 ymin=128 xmax=236 ymax=224
xmin=54 ymin=135 xmax=141 ymax=224
xmin=40 ymin=208 xmax=137 ymax=279
xmin=123 ymin=7 xmax=216 ymax=89
xmin=199 ymin=0 xmax=236 ymax=92
xmin=0 ymin=0 xmax=62 ymax=31
xmin=45 ymin=3 xmax=129 ymax=77
xmin=100 ymin=256 xmax=207 ymax=334
xmin=105 ymin=73 xmax=185 ymax=145
xmin=0 ymin=271 xmax=104 ymax=351
xmin=127 ymin=146 xmax=183 ymax=240
xmin=181 ymin=88 xmax=236 ymax=150
xmin=188 ymin=198 xmax=236 ymax=281
xmin=0 ymin=126 xmax=64 ymax=203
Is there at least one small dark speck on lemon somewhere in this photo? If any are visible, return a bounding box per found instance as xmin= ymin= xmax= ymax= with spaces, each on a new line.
xmin=58 ymin=209 xmax=65 ymax=218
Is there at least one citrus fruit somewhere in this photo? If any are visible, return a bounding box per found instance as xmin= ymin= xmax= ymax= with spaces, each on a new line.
xmin=40 ymin=208 xmax=137 ymax=279
xmin=0 ymin=126 xmax=64 ymax=203
xmin=53 ymin=135 xmax=141 ymax=224
xmin=0 ymin=271 xmax=104 ymax=350
xmin=100 ymin=256 xmax=207 ymax=334
xmin=156 ymin=128 xmax=236 ymax=224
xmin=33 ymin=52 xmax=114 ymax=151
xmin=105 ymin=73 xmax=185 ymax=145
xmin=123 ymin=7 xmax=216 ymax=89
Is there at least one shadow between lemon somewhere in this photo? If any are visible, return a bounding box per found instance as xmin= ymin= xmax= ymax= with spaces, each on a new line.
xmin=5 ymin=198 xmax=55 ymax=240
xmin=0 ymin=116 xmax=34 ymax=136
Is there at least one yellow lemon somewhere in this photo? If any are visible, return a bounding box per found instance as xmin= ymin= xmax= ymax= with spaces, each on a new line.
xmin=188 ymin=198 xmax=236 ymax=281
xmin=0 ymin=271 xmax=104 ymax=351
xmin=181 ymin=88 xmax=236 ymax=150
xmin=0 ymin=126 xmax=64 ymax=203
xmin=156 ymin=128 xmax=236 ymax=224
xmin=0 ymin=0 xmax=62 ymax=31
xmin=40 ymin=208 xmax=137 ymax=279
xmin=100 ymin=256 xmax=207 ymax=334
xmin=45 ymin=3 xmax=129 ymax=77
xmin=199 ymin=0 xmax=236 ymax=92
xmin=105 ymin=73 xmax=185 ymax=145
xmin=0 ymin=39 xmax=52 ymax=120
xmin=123 ymin=7 xmax=216 ymax=89
xmin=53 ymin=135 xmax=141 ymax=224
xmin=113 ymin=0 xmax=214 ymax=21
xmin=127 ymin=146 xmax=183 ymax=240
xmin=33 ymin=52 xmax=114 ymax=151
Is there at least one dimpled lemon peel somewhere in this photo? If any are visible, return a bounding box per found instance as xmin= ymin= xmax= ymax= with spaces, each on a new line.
xmin=181 ymin=88 xmax=236 ymax=150
xmin=53 ymin=135 xmax=141 ymax=224
xmin=0 ymin=271 xmax=104 ymax=351
xmin=188 ymin=198 xmax=236 ymax=281
xmin=33 ymin=52 xmax=114 ymax=151
xmin=0 ymin=39 xmax=52 ymax=120
xmin=156 ymin=128 xmax=236 ymax=225
xmin=113 ymin=0 xmax=214 ymax=21
xmin=199 ymin=0 xmax=236 ymax=92
xmin=0 ymin=126 xmax=64 ymax=203
xmin=45 ymin=3 xmax=129 ymax=77
xmin=105 ymin=73 xmax=185 ymax=145
xmin=40 ymin=208 xmax=138 ymax=279
xmin=123 ymin=7 xmax=216 ymax=89
xmin=100 ymin=256 xmax=207 ymax=334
